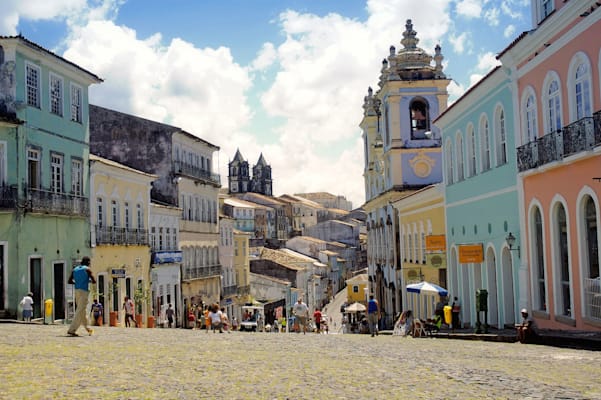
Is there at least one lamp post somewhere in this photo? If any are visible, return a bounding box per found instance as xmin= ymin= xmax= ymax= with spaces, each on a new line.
xmin=506 ymin=232 xmax=521 ymax=258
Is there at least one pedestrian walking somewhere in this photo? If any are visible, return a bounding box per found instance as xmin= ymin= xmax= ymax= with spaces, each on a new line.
xmin=367 ymin=294 xmax=380 ymax=337
xmin=123 ymin=296 xmax=137 ymax=327
xmin=204 ymin=305 xmax=211 ymax=333
xmin=292 ymin=298 xmax=309 ymax=334
xmin=67 ymin=256 xmax=96 ymax=337
xmin=90 ymin=299 xmax=103 ymax=326
xmin=165 ymin=303 xmax=175 ymax=328
xmin=313 ymin=308 xmax=322 ymax=333
xmin=451 ymin=296 xmax=461 ymax=332
xmin=20 ymin=292 xmax=34 ymax=322
xmin=221 ymin=307 xmax=230 ymax=333
xmin=209 ymin=304 xmax=223 ymax=333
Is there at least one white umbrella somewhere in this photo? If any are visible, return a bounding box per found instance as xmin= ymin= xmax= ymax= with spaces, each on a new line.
xmin=345 ymin=302 xmax=366 ymax=313
xmin=406 ymin=281 xmax=448 ymax=297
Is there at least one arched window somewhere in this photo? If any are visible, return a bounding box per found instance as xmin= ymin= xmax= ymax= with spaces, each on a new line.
xmin=555 ymin=203 xmax=571 ymax=317
xmin=533 ymin=207 xmax=546 ymax=311
xmin=466 ymin=125 xmax=477 ymax=177
xmin=545 ymin=78 xmax=562 ymax=133
xmin=584 ymin=196 xmax=599 ymax=279
xmin=480 ymin=117 xmax=491 ymax=171
xmin=575 ymin=63 xmax=592 ymax=120
xmin=456 ymin=133 xmax=464 ymax=181
xmin=525 ymin=93 xmax=538 ymax=143
xmin=495 ymin=108 xmax=507 ymax=166
xmin=410 ymin=98 xmax=430 ymax=140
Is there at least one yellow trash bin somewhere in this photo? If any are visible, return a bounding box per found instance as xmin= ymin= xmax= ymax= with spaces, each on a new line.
xmin=443 ymin=305 xmax=452 ymax=325
xmin=44 ymin=299 xmax=53 ymax=324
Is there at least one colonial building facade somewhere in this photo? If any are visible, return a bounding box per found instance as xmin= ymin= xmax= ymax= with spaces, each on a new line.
xmin=361 ymin=20 xmax=450 ymax=327
xmin=0 ymin=36 xmax=102 ymax=320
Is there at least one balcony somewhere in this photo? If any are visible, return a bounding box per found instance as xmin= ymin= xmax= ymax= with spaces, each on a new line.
xmin=0 ymin=185 xmax=17 ymax=209
xmin=182 ymin=264 xmax=222 ymax=281
xmin=237 ymin=285 xmax=251 ymax=296
xmin=26 ymin=188 xmax=89 ymax=216
xmin=172 ymin=161 xmax=221 ymax=186
xmin=95 ymin=225 xmax=148 ymax=246
xmin=221 ymin=284 xmax=238 ymax=298
xmin=517 ymin=113 xmax=601 ymax=172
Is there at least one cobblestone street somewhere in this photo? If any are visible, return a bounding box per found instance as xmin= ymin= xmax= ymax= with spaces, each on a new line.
xmin=1 ymin=324 xmax=600 ymax=399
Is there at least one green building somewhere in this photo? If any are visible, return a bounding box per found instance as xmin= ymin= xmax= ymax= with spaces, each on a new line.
xmin=0 ymin=36 xmax=102 ymax=320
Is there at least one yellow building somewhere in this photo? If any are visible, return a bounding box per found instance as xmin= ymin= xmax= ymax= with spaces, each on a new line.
xmin=345 ymin=273 xmax=369 ymax=305
xmin=234 ymin=229 xmax=251 ymax=306
xmin=89 ymin=155 xmax=156 ymax=327
xmin=391 ymin=184 xmax=446 ymax=319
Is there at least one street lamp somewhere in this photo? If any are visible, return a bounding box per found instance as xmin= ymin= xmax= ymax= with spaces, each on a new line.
xmin=506 ymin=232 xmax=521 ymax=258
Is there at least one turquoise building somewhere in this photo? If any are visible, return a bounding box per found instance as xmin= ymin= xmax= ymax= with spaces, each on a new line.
xmin=0 ymin=36 xmax=102 ymax=320
xmin=435 ymin=66 xmax=523 ymax=330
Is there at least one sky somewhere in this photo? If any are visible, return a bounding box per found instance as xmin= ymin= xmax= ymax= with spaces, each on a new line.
xmin=1 ymin=0 xmax=532 ymax=208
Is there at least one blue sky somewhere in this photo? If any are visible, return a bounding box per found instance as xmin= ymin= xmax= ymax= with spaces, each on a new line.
xmin=1 ymin=0 xmax=532 ymax=208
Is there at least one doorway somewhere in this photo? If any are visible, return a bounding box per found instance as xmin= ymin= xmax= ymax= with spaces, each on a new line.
xmin=53 ymin=262 xmax=65 ymax=320
xmin=29 ymin=257 xmax=42 ymax=318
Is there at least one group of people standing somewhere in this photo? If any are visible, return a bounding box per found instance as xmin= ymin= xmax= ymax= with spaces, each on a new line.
xmin=189 ymin=304 xmax=231 ymax=333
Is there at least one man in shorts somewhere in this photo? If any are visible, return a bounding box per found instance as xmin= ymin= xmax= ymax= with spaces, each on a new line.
xmin=293 ymin=298 xmax=309 ymax=334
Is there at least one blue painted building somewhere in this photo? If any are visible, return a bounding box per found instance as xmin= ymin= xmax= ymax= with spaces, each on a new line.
xmin=435 ymin=66 xmax=523 ymax=329
xmin=0 ymin=36 xmax=102 ymax=319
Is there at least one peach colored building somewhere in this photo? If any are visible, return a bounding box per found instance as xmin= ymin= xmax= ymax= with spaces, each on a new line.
xmin=499 ymin=0 xmax=601 ymax=331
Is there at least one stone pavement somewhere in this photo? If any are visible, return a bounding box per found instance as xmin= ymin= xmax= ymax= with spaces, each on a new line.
xmin=1 ymin=323 xmax=601 ymax=399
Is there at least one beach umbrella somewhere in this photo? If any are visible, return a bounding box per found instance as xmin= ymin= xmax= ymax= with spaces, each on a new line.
xmin=406 ymin=281 xmax=448 ymax=297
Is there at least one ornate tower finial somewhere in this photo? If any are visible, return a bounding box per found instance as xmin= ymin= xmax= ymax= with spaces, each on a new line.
xmin=401 ymin=19 xmax=419 ymax=49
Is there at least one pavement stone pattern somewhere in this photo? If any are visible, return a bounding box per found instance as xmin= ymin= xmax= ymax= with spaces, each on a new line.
xmin=1 ymin=323 xmax=600 ymax=399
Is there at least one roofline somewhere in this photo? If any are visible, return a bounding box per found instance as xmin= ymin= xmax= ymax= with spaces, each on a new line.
xmin=0 ymin=35 xmax=103 ymax=83
xmin=496 ymin=30 xmax=531 ymax=59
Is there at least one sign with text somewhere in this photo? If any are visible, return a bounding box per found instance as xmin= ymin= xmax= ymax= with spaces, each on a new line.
xmin=426 ymin=235 xmax=446 ymax=252
xmin=458 ymin=244 xmax=484 ymax=263
xmin=152 ymin=251 xmax=183 ymax=264
xmin=111 ymin=268 xmax=126 ymax=278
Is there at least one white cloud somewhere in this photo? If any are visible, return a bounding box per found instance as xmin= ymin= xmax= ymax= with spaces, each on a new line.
xmin=484 ymin=7 xmax=500 ymax=26
xmin=0 ymin=0 xmax=121 ymax=35
xmin=456 ymin=0 xmax=483 ymax=18
xmin=250 ymin=42 xmax=277 ymax=71
xmin=449 ymin=31 xmax=471 ymax=54
xmin=475 ymin=51 xmax=500 ymax=72
xmin=504 ymin=24 xmax=516 ymax=38
xmin=63 ymin=20 xmax=253 ymax=150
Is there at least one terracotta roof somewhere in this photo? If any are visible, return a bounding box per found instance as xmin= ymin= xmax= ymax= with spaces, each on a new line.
xmin=496 ymin=30 xmax=530 ymax=59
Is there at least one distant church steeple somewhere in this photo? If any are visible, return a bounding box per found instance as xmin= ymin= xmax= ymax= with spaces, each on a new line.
xmin=228 ymin=149 xmax=250 ymax=194
xmin=228 ymin=150 xmax=272 ymax=196
xmin=251 ymin=153 xmax=272 ymax=196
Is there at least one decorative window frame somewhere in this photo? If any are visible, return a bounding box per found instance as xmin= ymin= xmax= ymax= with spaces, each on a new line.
xmin=494 ymin=104 xmax=507 ymax=167
xmin=25 ymin=61 xmax=41 ymax=108
xmin=521 ymin=86 xmax=539 ymax=145
xmin=541 ymin=71 xmax=563 ymax=134
xmin=466 ymin=123 xmax=477 ymax=177
xmin=479 ymin=114 xmax=491 ymax=172
xmin=455 ymin=131 xmax=465 ymax=181
xmin=567 ymin=51 xmax=593 ymax=122
xmin=49 ymin=72 xmax=63 ymax=117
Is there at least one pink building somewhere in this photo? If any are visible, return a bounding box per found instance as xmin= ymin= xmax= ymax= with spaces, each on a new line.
xmin=499 ymin=0 xmax=601 ymax=331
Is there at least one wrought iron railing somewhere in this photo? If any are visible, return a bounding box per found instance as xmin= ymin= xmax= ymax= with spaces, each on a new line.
xmin=517 ymin=114 xmax=601 ymax=172
xmin=26 ymin=188 xmax=89 ymax=216
xmin=182 ymin=264 xmax=222 ymax=281
xmin=95 ymin=225 xmax=148 ymax=245
xmin=172 ymin=161 xmax=220 ymax=185
xmin=221 ymin=285 xmax=238 ymax=298
xmin=0 ymin=185 xmax=17 ymax=209
xmin=584 ymin=277 xmax=601 ymax=321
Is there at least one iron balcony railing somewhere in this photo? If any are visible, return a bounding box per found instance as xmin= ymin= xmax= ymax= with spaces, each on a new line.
xmin=517 ymin=113 xmax=601 ymax=172
xmin=584 ymin=277 xmax=601 ymax=321
xmin=237 ymin=285 xmax=251 ymax=296
xmin=95 ymin=225 xmax=148 ymax=246
xmin=0 ymin=185 xmax=17 ymax=209
xmin=182 ymin=264 xmax=222 ymax=281
xmin=172 ymin=161 xmax=221 ymax=186
xmin=26 ymin=187 xmax=89 ymax=216
xmin=221 ymin=285 xmax=238 ymax=298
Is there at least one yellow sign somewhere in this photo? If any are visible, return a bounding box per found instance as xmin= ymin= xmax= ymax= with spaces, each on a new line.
xmin=426 ymin=235 xmax=446 ymax=252
xmin=459 ymin=244 xmax=484 ymax=263
xmin=426 ymin=253 xmax=446 ymax=268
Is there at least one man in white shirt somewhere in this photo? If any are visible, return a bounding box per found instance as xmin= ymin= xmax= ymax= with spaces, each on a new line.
xmin=292 ymin=298 xmax=309 ymax=334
